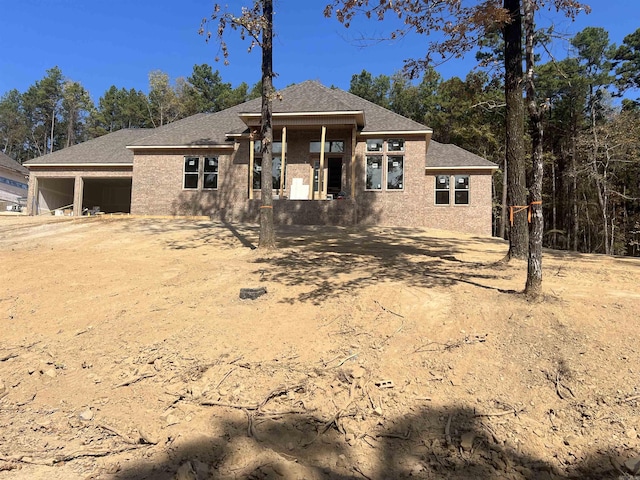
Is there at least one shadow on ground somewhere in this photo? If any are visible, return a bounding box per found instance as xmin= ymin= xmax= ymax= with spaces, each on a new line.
xmin=109 ymin=403 xmax=625 ymax=479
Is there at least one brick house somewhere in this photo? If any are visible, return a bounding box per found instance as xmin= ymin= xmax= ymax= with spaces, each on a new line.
xmin=25 ymin=81 xmax=497 ymax=235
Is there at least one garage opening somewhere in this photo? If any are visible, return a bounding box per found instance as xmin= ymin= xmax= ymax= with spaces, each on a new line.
xmin=36 ymin=178 xmax=75 ymax=214
xmin=82 ymin=178 xmax=132 ymax=214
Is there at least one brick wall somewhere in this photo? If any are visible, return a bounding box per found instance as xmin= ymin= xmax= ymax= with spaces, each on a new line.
xmin=130 ymin=135 xmax=495 ymax=236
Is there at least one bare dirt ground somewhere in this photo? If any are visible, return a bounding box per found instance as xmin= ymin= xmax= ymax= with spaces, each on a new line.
xmin=1 ymin=215 xmax=639 ymax=480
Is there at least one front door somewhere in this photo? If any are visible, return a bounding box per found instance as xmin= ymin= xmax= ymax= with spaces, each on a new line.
xmin=327 ymin=158 xmax=343 ymax=197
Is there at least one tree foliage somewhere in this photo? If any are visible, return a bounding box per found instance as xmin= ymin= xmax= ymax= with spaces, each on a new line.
xmin=0 ymin=65 xmax=253 ymax=161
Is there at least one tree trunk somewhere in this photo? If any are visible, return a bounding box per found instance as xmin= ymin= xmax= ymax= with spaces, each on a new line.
xmin=523 ymin=0 xmax=543 ymax=298
xmin=571 ymin=114 xmax=579 ymax=252
xmin=500 ymin=157 xmax=508 ymax=239
xmin=50 ymin=106 xmax=56 ymax=154
xmin=258 ymin=0 xmax=276 ymax=250
xmin=503 ymin=0 xmax=528 ymax=260
xmin=66 ymin=105 xmax=75 ymax=148
xmin=551 ymin=158 xmax=557 ymax=248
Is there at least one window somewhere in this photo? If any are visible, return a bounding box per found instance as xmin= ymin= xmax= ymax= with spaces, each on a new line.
xmin=184 ymin=156 xmax=219 ymax=190
xmin=388 ymin=139 xmax=405 ymax=152
xmin=454 ymin=175 xmax=469 ymax=204
xmin=184 ymin=157 xmax=200 ymax=189
xmin=387 ymin=156 xmax=404 ymax=190
xmin=435 ymin=175 xmax=450 ymax=205
xmin=254 ymin=141 xmax=282 ymax=153
xmin=364 ymin=139 xmax=405 ymax=191
xmin=366 ymin=139 xmax=383 ymax=152
xmin=366 ymin=156 xmax=383 ymax=190
xmin=310 ymin=140 xmax=344 ymax=153
xmin=253 ymin=156 xmax=284 ymax=190
xmin=203 ymin=157 xmax=218 ymax=189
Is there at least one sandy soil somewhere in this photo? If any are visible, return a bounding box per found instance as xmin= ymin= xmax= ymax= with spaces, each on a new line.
xmin=0 ymin=215 xmax=639 ymax=480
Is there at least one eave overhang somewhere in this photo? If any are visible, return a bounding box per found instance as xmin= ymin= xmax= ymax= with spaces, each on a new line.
xmin=238 ymin=111 xmax=366 ymax=128
xmin=25 ymin=163 xmax=133 ymax=168
xmin=126 ymin=144 xmax=235 ymax=151
xmin=425 ymin=165 xmax=499 ymax=172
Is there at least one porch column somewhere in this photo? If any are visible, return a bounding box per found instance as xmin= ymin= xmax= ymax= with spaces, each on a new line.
xmin=73 ymin=176 xmax=84 ymax=217
xmin=249 ymin=138 xmax=255 ymax=200
xmin=280 ymin=127 xmax=287 ymax=198
xmin=319 ymin=125 xmax=327 ymax=199
xmin=27 ymin=175 xmax=37 ymax=215
xmin=350 ymin=126 xmax=357 ymax=198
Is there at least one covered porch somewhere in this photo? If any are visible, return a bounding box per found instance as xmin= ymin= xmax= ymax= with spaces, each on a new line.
xmin=234 ymin=111 xmax=363 ymax=202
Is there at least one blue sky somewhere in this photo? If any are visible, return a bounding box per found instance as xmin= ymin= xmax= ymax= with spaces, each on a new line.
xmin=0 ymin=0 xmax=638 ymax=102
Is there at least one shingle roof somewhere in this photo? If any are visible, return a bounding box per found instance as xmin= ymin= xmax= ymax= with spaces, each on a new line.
xmin=426 ymin=141 xmax=498 ymax=169
xmin=23 ymin=129 xmax=152 ymax=165
xmin=127 ymin=111 xmax=243 ymax=147
xmin=129 ymin=81 xmax=432 ymax=147
xmin=322 ymin=84 xmax=432 ymax=133
xmin=22 ymin=82 xmax=496 ymax=171
xmin=0 ymin=152 xmax=28 ymax=174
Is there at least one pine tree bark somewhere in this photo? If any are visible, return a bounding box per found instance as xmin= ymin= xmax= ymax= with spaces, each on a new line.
xmin=503 ymin=0 xmax=528 ymax=260
xmin=258 ymin=0 xmax=276 ymax=250
xmin=523 ymin=0 xmax=544 ymax=298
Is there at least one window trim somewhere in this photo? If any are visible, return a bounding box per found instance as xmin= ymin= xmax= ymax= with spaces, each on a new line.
xmin=366 ymin=138 xmax=384 ymax=153
xmin=434 ymin=174 xmax=450 ymax=205
xmin=387 ymin=138 xmax=405 ymax=152
xmin=386 ymin=155 xmax=404 ymax=190
xmin=183 ymin=156 xmax=200 ymax=190
xmin=454 ymin=174 xmax=470 ymax=205
xmin=183 ymin=155 xmax=219 ymax=191
xmin=365 ymin=155 xmax=383 ymax=191
xmin=252 ymin=156 xmax=285 ymax=191
xmin=363 ymin=138 xmax=405 ymax=192
xmin=434 ymin=174 xmax=471 ymax=206
xmin=202 ymin=156 xmax=219 ymax=190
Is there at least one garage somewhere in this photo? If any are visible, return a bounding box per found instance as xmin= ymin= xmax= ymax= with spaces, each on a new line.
xmin=82 ymin=177 xmax=132 ymax=214
xmin=35 ymin=177 xmax=75 ymax=214
xmin=33 ymin=175 xmax=133 ymax=215
xmin=23 ymin=128 xmax=151 ymax=216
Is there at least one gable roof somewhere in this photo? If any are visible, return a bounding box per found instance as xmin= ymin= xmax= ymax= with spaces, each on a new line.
xmin=0 ymin=152 xmax=28 ymax=175
xmin=24 ymin=129 xmax=152 ymax=166
xmin=426 ymin=141 xmax=498 ymax=170
xmin=21 ymin=81 xmax=496 ymax=171
xmin=129 ymin=81 xmax=432 ymax=148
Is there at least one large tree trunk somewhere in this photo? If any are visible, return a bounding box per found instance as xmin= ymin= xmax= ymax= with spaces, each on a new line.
xmin=523 ymin=0 xmax=544 ymax=298
xmin=258 ymin=0 xmax=276 ymax=250
xmin=503 ymin=0 xmax=528 ymax=260
xmin=571 ymin=112 xmax=579 ymax=252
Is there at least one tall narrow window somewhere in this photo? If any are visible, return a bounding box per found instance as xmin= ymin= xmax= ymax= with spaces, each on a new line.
xmin=366 ymin=156 xmax=383 ymax=190
xmin=203 ymin=157 xmax=218 ymax=189
xmin=454 ymin=175 xmax=470 ymax=204
xmin=387 ymin=156 xmax=404 ymax=190
xmin=184 ymin=157 xmax=199 ymax=189
xmin=253 ymin=157 xmax=283 ymax=190
xmin=435 ymin=175 xmax=450 ymax=204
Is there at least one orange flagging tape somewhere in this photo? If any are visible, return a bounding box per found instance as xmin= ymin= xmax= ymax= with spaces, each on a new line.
xmin=259 ymin=205 xmax=274 ymax=209
xmin=510 ymin=201 xmax=542 ymax=226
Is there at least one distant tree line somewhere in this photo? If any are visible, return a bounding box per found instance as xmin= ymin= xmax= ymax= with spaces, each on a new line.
xmin=345 ymin=26 xmax=640 ymax=257
xmin=1 ymin=25 xmax=639 ymax=256
xmin=0 ymin=64 xmax=261 ymax=162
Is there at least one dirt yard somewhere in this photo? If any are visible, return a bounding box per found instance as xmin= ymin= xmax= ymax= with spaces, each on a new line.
xmin=1 ymin=215 xmax=639 ymax=480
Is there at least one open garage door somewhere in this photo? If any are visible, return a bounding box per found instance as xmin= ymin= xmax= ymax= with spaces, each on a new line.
xmin=36 ymin=177 xmax=75 ymax=214
xmin=82 ymin=178 xmax=132 ymax=214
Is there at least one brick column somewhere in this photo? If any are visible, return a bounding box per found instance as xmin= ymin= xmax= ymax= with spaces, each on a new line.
xmin=73 ymin=176 xmax=84 ymax=217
